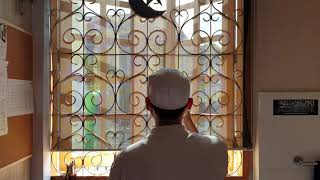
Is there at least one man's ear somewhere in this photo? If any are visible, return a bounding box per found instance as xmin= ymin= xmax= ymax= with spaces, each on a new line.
xmin=145 ymin=97 xmax=151 ymax=110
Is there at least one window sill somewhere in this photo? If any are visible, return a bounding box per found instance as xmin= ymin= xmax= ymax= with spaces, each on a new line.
xmin=51 ymin=177 xmax=109 ymax=180
xmin=51 ymin=176 xmax=247 ymax=180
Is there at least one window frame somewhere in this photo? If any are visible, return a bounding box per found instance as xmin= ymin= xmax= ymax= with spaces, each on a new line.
xmin=47 ymin=2 xmax=252 ymax=179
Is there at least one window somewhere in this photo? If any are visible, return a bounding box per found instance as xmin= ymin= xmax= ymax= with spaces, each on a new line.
xmin=50 ymin=0 xmax=250 ymax=178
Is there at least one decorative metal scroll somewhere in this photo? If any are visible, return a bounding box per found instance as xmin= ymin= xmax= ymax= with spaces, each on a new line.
xmin=50 ymin=0 xmax=245 ymax=176
xmin=50 ymin=150 xmax=243 ymax=176
xmin=0 ymin=23 xmax=6 ymax=43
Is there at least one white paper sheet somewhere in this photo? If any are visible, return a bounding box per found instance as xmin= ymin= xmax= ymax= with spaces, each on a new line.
xmin=0 ymin=61 xmax=8 ymax=136
xmin=0 ymin=21 xmax=7 ymax=61
xmin=0 ymin=21 xmax=7 ymax=136
xmin=6 ymin=79 xmax=34 ymax=117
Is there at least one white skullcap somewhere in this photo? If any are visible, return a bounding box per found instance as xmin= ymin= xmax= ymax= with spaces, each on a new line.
xmin=147 ymin=68 xmax=190 ymax=110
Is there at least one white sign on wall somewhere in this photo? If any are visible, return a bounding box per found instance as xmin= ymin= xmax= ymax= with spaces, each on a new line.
xmin=6 ymin=79 xmax=34 ymax=117
xmin=0 ymin=61 xmax=8 ymax=136
xmin=0 ymin=21 xmax=7 ymax=136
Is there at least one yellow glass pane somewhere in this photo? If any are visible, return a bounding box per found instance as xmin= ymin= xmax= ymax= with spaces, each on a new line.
xmin=51 ymin=150 xmax=243 ymax=177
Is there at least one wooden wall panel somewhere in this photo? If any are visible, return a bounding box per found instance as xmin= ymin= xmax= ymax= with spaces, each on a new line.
xmin=0 ymin=115 xmax=33 ymax=168
xmin=0 ymin=114 xmax=32 ymax=168
xmin=0 ymin=24 xmax=33 ymax=170
xmin=6 ymin=25 xmax=33 ymax=80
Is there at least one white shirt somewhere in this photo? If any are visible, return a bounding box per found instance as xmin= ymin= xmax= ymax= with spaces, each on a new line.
xmin=109 ymin=124 xmax=228 ymax=180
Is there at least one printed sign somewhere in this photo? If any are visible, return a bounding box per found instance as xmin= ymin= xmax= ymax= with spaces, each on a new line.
xmin=273 ymin=99 xmax=318 ymax=115
xmin=7 ymin=79 xmax=34 ymax=117
xmin=0 ymin=61 xmax=8 ymax=136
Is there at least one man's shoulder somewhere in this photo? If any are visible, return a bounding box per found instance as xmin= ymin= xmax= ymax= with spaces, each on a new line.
xmin=120 ymin=138 xmax=148 ymax=155
xmin=187 ymin=133 xmax=227 ymax=150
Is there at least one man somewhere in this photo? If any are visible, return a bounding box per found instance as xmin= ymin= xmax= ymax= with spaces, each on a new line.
xmin=109 ymin=68 xmax=228 ymax=180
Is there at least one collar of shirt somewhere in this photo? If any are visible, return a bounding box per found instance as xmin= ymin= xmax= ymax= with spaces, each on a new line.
xmin=148 ymin=124 xmax=188 ymax=140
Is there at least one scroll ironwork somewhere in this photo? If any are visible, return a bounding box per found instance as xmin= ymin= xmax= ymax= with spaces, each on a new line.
xmin=50 ymin=0 xmax=245 ymax=176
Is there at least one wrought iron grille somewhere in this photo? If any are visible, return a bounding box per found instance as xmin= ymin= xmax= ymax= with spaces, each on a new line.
xmin=50 ymin=0 xmax=246 ymax=176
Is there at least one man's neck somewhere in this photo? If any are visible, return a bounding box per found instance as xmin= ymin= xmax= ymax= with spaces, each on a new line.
xmin=156 ymin=119 xmax=182 ymax=127
xmin=157 ymin=122 xmax=181 ymax=127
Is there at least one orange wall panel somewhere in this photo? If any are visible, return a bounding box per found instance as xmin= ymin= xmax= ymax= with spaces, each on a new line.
xmin=6 ymin=25 xmax=33 ymax=80
xmin=0 ymin=115 xmax=33 ymax=168
xmin=0 ymin=25 xmax=33 ymax=168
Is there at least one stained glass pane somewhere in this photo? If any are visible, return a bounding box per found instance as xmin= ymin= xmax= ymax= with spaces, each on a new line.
xmin=50 ymin=0 xmax=246 ymax=176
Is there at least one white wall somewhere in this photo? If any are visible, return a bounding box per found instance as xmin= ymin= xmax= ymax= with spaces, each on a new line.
xmin=254 ymin=0 xmax=320 ymax=90
xmin=0 ymin=0 xmax=32 ymax=32
xmin=254 ymin=0 xmax=320 ymax=179
xmin=0 ymin=156 xmax=32 ymax=180
xmin=256 ymin=93 xmax=320 ymax=180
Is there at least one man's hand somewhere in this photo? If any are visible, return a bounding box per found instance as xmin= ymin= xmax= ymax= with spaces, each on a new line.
xmin=182 ymin=110 xmax=198 ymax=133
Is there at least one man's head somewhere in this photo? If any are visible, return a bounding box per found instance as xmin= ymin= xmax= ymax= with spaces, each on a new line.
xmin=146 ymin=68 xmax=192 ymax=126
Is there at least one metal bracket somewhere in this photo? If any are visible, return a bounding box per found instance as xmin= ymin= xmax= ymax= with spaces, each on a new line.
xmin=293 ymin=156 xmax=318 ymax=166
